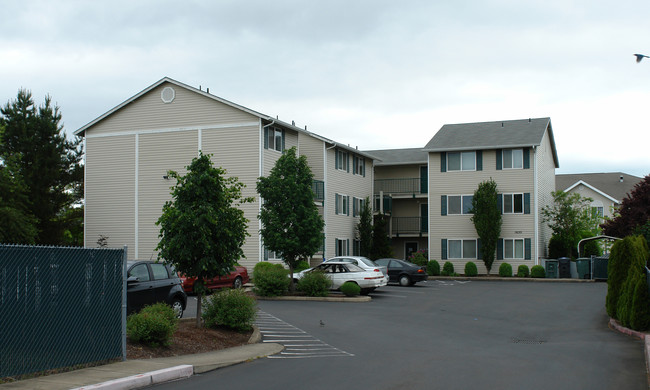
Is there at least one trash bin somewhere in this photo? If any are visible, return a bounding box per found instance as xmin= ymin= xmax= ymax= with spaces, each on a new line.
xmin=592 ymin=255 xmax=609 ymax=280
xmin=558 ymin=257 xmax=571 ymax=278
xmin=545 ymin=259 xmax=558 ymax=279
xmin=575 ymin=258 xmax=591 ymax=279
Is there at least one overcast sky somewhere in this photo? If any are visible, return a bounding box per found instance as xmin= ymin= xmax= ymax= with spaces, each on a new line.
xmin=1 ymin=0 xmax=649 ymax=178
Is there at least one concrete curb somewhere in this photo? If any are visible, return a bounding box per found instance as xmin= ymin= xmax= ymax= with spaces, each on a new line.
xmin=255 ymin=295 xmax=371 ymax=302
xmin=427 ymin=276 xmax=595 ymax=283
xmin=70 ymin=365 xmax=193 ymax=390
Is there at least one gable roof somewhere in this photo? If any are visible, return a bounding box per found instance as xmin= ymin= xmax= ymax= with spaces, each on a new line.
xmin=74 ymin=77 xmax=377 ymax=160
xmin=423 ymin=117 xmax=559 ymax=167
xmin=363 ymin=148 xmax=428 ymax=166
xmin=556 ymin=172 xmax=643 ymax=204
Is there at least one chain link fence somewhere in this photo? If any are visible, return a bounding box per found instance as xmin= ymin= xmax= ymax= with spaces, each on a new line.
xmin=0 ymin=245 xmax=126 ymax=378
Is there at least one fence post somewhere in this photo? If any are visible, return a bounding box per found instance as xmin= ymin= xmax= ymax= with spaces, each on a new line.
xmin=122 ymin=245 xmax=128 ymax=361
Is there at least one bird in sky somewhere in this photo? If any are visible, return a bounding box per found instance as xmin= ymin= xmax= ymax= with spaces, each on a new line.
xmin=634 ymin=53 xmax=649 ymax=63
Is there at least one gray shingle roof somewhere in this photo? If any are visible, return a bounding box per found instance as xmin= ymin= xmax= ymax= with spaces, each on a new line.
xmin=363 ymin=148 xmax=428 ymax=166
xmin=556 ymin=172 xmax=643 ymax=203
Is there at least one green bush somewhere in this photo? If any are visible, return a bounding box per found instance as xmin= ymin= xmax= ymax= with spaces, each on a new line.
xmin=253 ymin=262 xmax=290 ymax=297
xmin=530 ymin=265 xmax=545 ymax=278
xmin=441 ymin=261 xmax=454 ymax=276
xmin=294 ymin=260 xmax=311 ymax=272
xmin=340 ymin=281 xmax=361 ymax=297
xmin=408 ymin=250 xmax=428 ymax=266
xmin=202 ymin=288 xmax=257 ymax=331
xmin=498 ymin=263 xmax=512 ymax=277
xmin=427 ymin=260 xmax=440 ymax=276
xmin=517 ymin=265 xmax=530 ymax=277
xmin=464 ymin=262 xmax=478 ymax=277
xmin=297 ymin=270 xmax=332 ymax=297
xmin=610 ymin=236 xmax=650 ymax=329
xmin=607 ymin=237 xmax=639 ymax=318
xmin=127 ymin=303 xmax=178 ymax=347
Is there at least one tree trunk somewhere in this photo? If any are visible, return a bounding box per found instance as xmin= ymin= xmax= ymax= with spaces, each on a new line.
xmin=196 ymin=292 xmax=203 ymax=328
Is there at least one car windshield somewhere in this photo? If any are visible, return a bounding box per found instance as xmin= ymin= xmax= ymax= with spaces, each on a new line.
xmin=357 ymin=257 xmax=379 ymax=267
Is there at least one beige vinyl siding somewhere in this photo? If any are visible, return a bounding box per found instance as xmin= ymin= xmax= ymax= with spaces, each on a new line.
xmin=325 ymin=147 xmax=373 ymax=259
xmin=202 ymin=125 xmax=261 ymax=269
xmin=298 ymin=134 xmax=325 ymax=181
xmin=85 ymin=135 xmax=136 ymax=252
xmin=536 ymin=130 xmax=556 ymax=259
xmin=86 ymin=82 xmax=258 ymax=136
xmin=566 ymin=185 xmax=616 ymax=219
xmin=137 ymin=130 xmax=198 ymax=260
xmin=374 ymin=164 xmax=422 ymax=180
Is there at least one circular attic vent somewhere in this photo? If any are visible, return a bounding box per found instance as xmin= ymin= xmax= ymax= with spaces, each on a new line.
xmin=161 ymin=86 xmax=175 ymax=103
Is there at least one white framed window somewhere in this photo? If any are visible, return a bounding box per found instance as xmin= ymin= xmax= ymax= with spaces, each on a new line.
xmin=503 ymin=239 xmax=524 ymax=259
xmin=503 ymin=149 xmax=523 ymax=169
xmin=503 ymin=193 xmax=524 ymax=214
xmin=448 ymin=239 xmax=477 ymax=259
xmin=263 ymin=246 xmax=280 ymax=261
xmin=353 ymin=197 xmax=364 ymax=217
xmin=448 ymin=195 xmax=473 ymax=215
xmin=335 ymin=193 xmax=349 ymax=215
xmin=353 ymin=240 xmax=361 ymax=256
xmin=448 ymin=151 xmax=476 ymax=171
xmin=336 ymin=150 xmax=348 ymax=171
xmin=353 ymin=156 xmax=365 ymax=176
xmin=336 ymin=238 xmax=349 ymax=256
xmin=266 ymin=127 xmax=283 ymax=152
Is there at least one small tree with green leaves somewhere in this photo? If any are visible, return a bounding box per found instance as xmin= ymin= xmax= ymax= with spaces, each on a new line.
xmin=370 ymin=213 xmax=393 ymax=260
xmin=356 ymin=197 xmax=373 ymax=257
xmin=470 ymin=178 xmax=502 ymax=274
xmin=156 ymin=152 xmax=252 ymax=327
xmin=542 ymin=191 xmax=601 ymax=259
xmin=257 ymin=147 xmax=325 ymax=291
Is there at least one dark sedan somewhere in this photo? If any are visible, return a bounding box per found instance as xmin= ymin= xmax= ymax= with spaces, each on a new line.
xmin=374 ymin=258 xmax=428 ymax=286
xmin=127 ymin=260 xmax=187 ymax=318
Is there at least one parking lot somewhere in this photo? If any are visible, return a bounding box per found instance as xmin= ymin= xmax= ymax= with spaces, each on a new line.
xmin=164 ymin=280 xmax=646 ymax=390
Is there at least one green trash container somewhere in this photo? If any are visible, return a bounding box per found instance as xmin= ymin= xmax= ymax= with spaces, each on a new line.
xmin=545 ymin=259 xmax=558 ymax=279
xmin=575 ymin=258 xmax=591 ymax=279
xmin=592 ymin=255 xmax=609 ymax=280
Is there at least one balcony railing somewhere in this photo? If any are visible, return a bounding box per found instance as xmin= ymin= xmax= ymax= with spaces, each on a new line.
xmin=391 ymin=217 xmax=428 ymax=236
xmin=312 ymin=180 xmax=324 ymax=202
xmin=374 ymin=178 xmax=426 ymax=195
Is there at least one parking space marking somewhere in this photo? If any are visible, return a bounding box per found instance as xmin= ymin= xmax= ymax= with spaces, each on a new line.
xmin=255 ymin=311 xmax=354 ymax=359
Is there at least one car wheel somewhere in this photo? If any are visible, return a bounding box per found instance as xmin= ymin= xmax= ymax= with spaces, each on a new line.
xmin=399 ymin=275 xmax=412 ymax=287
xmin=171 ymin=298 xmax=184 ymax=319
xmin=233 ymin=276 xmax=243 ymax=289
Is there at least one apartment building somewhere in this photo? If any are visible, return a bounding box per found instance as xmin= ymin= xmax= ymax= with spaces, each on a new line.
xmin=74 ymin=77 xmax=374 ymax=269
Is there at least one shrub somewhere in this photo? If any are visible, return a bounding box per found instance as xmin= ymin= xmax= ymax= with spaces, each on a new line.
xmin=253 ymin=263 xmax=289 ymax=297
xmin=517 ymin=265 xmax=530 ymax=277
xmin=607 ymin=237 xmax=638 ymax=318
xmin=530 ymin=265 xmax=545 ymax=278
xmin=427 ymin=260 xmax=440 ymax=276
xmin=294 ymin=260 xmax=311 ymax=272
xmin=408 ymin=249 xmax=428 ymax=266
xmin=498 ymin=263 xmax=512 ymax=277
xmin=202 ymin=288 xmax=257 ymax=331
xmin=127 ymin=303 xmax=178 ymax=347
xmin=441 ymin=261 xmax=454 ymax=276
xmin=297 ymin=270 xmax=332 ymax=297
xmin=611 ymin=235 xmax=650 ymax=329
xmin=340 ymin=281 xmax=361 ymax=297
xmin=464 ymin=262 xmax=478 ymax=277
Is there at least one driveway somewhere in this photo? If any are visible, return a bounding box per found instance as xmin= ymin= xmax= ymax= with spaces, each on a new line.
xmin=154 ymin=280 xmax=646 ymax=390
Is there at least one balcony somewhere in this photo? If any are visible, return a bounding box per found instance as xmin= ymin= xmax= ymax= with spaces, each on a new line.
xmin=374 ymin=178 xmax=427 ymax=196
xmin=312 ymin=180 xmax=325 ymax=202
xmin=390 ymin=217 xmax=428 ymax=237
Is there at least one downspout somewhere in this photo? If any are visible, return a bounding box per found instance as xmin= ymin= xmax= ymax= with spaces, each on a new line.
xmin=533 ymin=145 xmax=539 ymax=266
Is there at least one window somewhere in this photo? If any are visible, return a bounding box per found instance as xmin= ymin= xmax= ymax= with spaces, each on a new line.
xmin=353 ymin=240 xmax=361 ymax=256
xmin=503 ymin=149 xmax=523 ymax=169
xmin=448 ymin=195 xmax=474 ymax=215
xmin=336 ymin=238 xmax=349 ymax=256
xmin=263 ymin=247 xmax=279 ymax=260
xmin=353 ymin=156 xmax=365 ymax=176
xmin=353 ymin=197 xmax=364 ymax=217
xmin=128 ymin=264 xmax=150 ymax=281
xmin=448 ymin=239 xmax=477 ymax=259
xmin=448 ymin=151 xmax=476 ymax=171
xmin=504 ymin=239 xmax=524 ymax=259
xmin=336 ymin=150 xmax=348 ymax=171
xmin=335 ymin=194 xmax=349 ymax=215
xmin=503 ymin=193 xmax=523 ymax=214
xmin=592 ymin=206 xmax=604 ymax=218
xmin=150 ymin=263 xmax=170 ymax=280
xmin=265 ymin=127 xmax=283 ymax=152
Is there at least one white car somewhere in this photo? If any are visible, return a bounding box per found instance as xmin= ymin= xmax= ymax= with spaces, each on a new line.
xmin=324 ymin=256 xmax=388 ymax=280
xmin=294 ymin=261 xmax=388 ymax=295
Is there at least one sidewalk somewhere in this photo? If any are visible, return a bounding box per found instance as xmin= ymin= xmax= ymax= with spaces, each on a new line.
xmin=0 ymin=339 xmax=283 ymax=390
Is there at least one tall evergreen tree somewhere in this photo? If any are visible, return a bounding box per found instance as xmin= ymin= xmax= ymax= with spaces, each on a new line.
xmin=356 ymin=197 xmax=373 ymax=257
xmin=370 ymin=213 xmax=393 ymax=260
xmin=0 ymin=89 xmax=83 ymax=245
xmin=0 ymin=153 xmax=38 ymax=244
xmin=470 ymin=179 xmax=502 ymax=274
xmin=257 ymin=147 xmax=325 ymax=290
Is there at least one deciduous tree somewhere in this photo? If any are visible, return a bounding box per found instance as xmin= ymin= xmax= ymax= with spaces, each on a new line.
xmin=257 ymin=147 xmax=324 ymax=291
xmin=470 ymin=179 xmax=502 ymax=274
xmin=156 ymin=152 xmax=252 ymax=327
xmin=602 ymin=175 xmax=650 ymax=241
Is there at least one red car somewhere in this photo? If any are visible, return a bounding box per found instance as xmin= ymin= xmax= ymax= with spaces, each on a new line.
xmin=179 ymin=266 xmax=249 ymax=293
